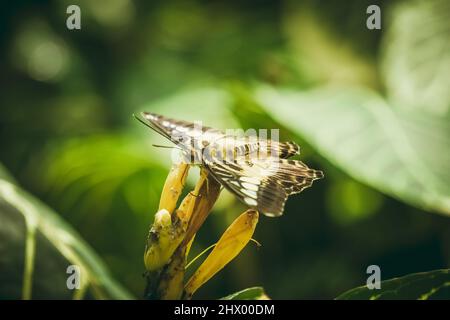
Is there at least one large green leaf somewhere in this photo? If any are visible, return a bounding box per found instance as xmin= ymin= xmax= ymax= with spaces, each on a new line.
xmin=254 ymin=85 xmax=450 ymax=215
xmin=221 ymin=287 xmax=268 ymax=300
xmin=250 ymin=0 xmax=450 ymax=216
xmin=0 ymin=163 xmax=132 ymax=299
xmin=31 ymin=133 xmax=166 ymax=218
xmin=336 ymin=269 xmax=450 ymax=300
xmin=382 ymin=0 xmax=450 ymax=119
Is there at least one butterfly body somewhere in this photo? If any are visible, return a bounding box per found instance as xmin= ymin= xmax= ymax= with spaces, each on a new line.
xmin=136 ymin=112 xmax=323 ymax=217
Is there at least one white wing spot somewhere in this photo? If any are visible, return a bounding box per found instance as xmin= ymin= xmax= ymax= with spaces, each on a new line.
xmin=241 ymin=182 xmax=258 ymax=191
xmin=242 ymin=189 xmax=257 ymax=198
xmin=244 ymin=197 xmax=258 ymax=206
xmin=240 ymin=176 xmax=260 ymax=185
xmin=230 ymin=180 xmax=240 ymax=187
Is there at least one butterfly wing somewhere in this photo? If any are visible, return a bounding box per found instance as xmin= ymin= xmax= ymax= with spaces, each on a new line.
xmin=277 ymin=141 xmax=300 ymax=158
xmin=136 ymin=112 xmax=225 ymax=148
xmin=136 ymin=112 xmax=300 ymax=158
xmin=136 ymin=112 xmax=323 ymax=216
xmin=203 ymin=148 xmax=323 ymax=217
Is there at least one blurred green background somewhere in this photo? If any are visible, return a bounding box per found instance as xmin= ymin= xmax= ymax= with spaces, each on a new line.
xmin=0 ymin=0 xmax=449 ymax=299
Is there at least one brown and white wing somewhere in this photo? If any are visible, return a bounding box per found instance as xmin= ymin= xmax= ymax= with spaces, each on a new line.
xmin=135 ymin=112 xmax=223 ymax=148
xmin=204 ymin=154 xmax=323 ymax=217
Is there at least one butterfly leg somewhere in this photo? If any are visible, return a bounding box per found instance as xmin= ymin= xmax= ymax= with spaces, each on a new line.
xmin=200 ymin=167 xmax=210 ymax=197
xmin=188 ymin=191 xmax=201 ymax=198
xmin=189 ymin=167 xmax=209 ymax=198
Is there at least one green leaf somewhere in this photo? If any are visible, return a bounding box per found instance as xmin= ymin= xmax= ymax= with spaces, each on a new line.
xmin=221 ymin=287 xmax=269 ymax=300
xmin=255 ymin=85 xmax=450 ymax=215
xmin=382 ymin=0 xmax=450 ymax=119
xmin=31 ymin=133 xmax=166 ymax=219
xmin=0 ymin=164 xmax=133 ymax=299
xmin=336 ymin=269 xmax=450 ymax=300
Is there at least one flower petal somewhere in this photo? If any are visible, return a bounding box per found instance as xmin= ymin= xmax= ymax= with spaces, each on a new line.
xmin=181 ymin=172 xmax=222 ymax=247
xmin=158 ymin=162 xmax=189 ymax=214
xmin=184 ymin=209 xmax=259 ymax=298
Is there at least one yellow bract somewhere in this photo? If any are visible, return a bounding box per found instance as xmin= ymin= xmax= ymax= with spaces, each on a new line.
xmin=158 ymin=162 xmax=189 ymax=214
xmin=144 ymin=164 xmax=220 ymax=271
xmin=184 ymin=209 xmax=259 ymax=298
xmin=181 ymin=172 xmax=222 ymax=247
xmin=154 ymin=246 xmax=187 ymax=300
xmin=144 ymin=209 xmax=186 ymax=271
xmin=144 ymin=162 xmax=189 ymax=272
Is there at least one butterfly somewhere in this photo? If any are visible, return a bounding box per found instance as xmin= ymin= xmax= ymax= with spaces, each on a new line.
xmin=135 ymin=112 xmax=323 ymax=217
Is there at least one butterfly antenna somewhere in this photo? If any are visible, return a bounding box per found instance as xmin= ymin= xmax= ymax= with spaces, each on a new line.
xmin=189 ymin=191 xmax=201 ymax=198
xmin=133 ymin=113 xmax=149 ymax=128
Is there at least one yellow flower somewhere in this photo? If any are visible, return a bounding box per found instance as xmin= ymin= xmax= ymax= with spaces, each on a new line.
xmin=143 ymin=162 xmax=260 ymax=300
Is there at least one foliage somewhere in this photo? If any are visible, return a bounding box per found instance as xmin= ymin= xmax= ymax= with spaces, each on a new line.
xmin=0 ymin=0 xmax=448 ymax=299
xmin=221 ymin=287 xmax=268 ymax=300
xmin=0 ymin=164 xmax=132 ymax=299
xmin=254 ymin=85 xmax=450 ymax=215
xmin=337 ymin=269 xmax=450 ymax=300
